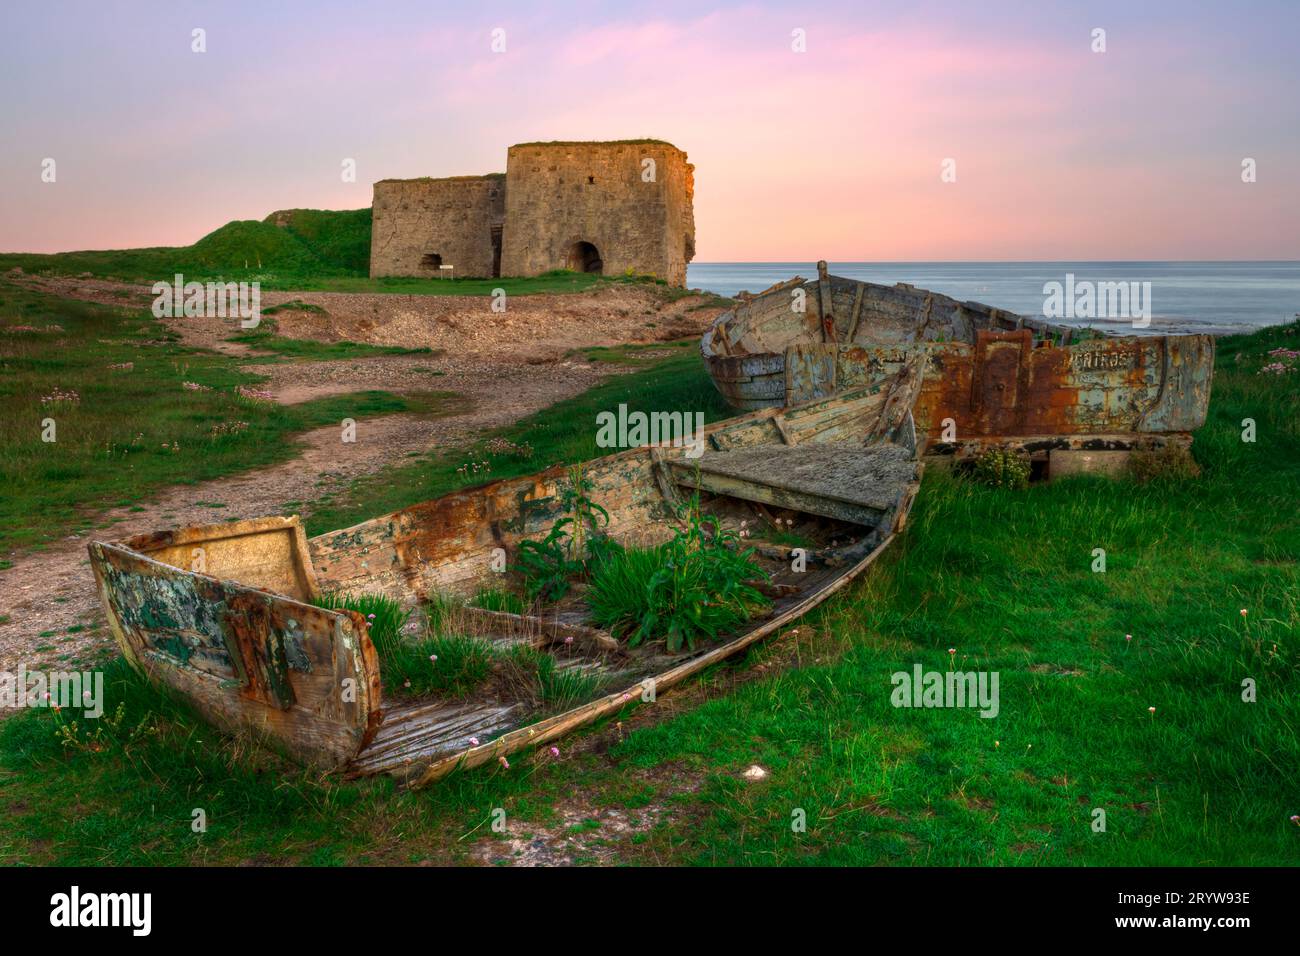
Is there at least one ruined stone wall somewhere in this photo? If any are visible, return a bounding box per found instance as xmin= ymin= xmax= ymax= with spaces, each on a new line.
xmin=499 ymin=142 xmax=695 ymax=286
xmin=369 ymin=175 xmax=506 ymax=278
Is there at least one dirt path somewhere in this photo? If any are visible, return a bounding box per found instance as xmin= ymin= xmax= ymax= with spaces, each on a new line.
xmin=0 ymin=274 xmax=727 ymax=679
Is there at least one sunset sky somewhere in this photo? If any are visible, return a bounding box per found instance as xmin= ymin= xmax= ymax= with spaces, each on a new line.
xmin=2 ymin=0 xmax=1297 ymax=260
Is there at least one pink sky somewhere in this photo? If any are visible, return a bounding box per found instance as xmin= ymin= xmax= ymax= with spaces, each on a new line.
xmin=2 ymin=0 xmax=1297 ymax=259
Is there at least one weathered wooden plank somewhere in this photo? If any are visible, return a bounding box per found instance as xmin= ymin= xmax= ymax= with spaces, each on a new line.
xmin=88 ymin=541 xmax=380 ymax=767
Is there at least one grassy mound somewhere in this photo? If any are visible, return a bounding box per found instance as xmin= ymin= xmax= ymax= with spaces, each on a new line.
xmin=0 ymin=208 xmax=372 ymax=282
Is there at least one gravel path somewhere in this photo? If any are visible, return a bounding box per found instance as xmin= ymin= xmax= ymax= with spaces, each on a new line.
xmin=0 ymin=275 xmax=726 ymax=680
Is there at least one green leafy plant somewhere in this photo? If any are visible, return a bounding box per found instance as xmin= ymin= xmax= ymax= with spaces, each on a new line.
xmin=517 ymin=519 xmax=584 ymax=602
xmin=516 ymin=462 xmax=615 ymax=602
xmin=969 ymin=448 xmax=1031 ymax=489
xmin=589 ymin=497 xmax=772 ymax=652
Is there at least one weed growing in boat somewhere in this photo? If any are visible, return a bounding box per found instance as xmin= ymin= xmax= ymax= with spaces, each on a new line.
xmin=313 ymin=592 xmax=411 ymax=661
xmin=493 ymin=644 xmax=611 ymax=714
xmin=424 ymin=591 xmax=462 ymax=634
xmin=517 ymin=522 xmax=584 ymax=602
xmin=536 ymin=658 xmax=611 ymax=713
xmin=390 ymin=634 xmax=496 ymax=698
xmin=517 ymin=462 xmax=615 ymax=602
xmin=469 ymin=587 xmax=527 ymax=615
xmin=968 ymin=448 xmax=1031 ymax=490
xmin=589 ymin=496 xmax=771 ymax=652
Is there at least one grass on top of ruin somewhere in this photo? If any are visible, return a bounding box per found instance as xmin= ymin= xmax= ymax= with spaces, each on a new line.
xmin=0 ymin=280 xmax=466 ymax=555
xmin=0 ymin=319 xmax=1296 ymax=866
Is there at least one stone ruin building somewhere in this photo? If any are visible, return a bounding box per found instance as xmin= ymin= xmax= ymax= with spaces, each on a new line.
xmin=369 ymin=140 xmax=695 ymax=286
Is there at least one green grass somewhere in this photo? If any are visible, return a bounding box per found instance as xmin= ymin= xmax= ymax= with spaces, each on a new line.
xmin=0 ymin=318 xmax=1296 ymax=866
xmin=470 ymin=587 xmax=528 ymax=615
xmin=0 ymin=205 xmax=701 ymax=300
xmin=0 ymin=210 xmax=372 ymax=282
xmin=0 ymin=280 xmax=464 ymax=552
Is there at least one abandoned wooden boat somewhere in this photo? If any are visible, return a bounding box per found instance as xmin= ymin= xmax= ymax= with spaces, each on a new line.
xmin=88 ymin=367 xmax=924 ymax=787
xmin=702 ymin=263 xmax=1215 ymax=475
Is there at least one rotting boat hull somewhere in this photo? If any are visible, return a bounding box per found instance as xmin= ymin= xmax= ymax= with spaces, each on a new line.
xmin=701 ymin=264 xmax=1215 ymax=473
xmin=88 ymin=369 xmax=924 ymax=786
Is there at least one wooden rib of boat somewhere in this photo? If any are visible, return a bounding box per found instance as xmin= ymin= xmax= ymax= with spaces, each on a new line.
xmin=88 ymin=365 xmax=925 ymax=787
xmin=702 ymin=263 xmax=1215 ymax=471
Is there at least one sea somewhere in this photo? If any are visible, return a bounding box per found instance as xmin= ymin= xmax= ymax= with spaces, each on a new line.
xmin=685 ymin=261 xmax=1300 ymax=336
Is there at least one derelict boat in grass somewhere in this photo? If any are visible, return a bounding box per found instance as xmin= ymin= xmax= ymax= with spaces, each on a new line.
xmin=87 ymin=365 xmax=925 ymax=787
xmin=702 ymin=263 xmax=1214 ymax=476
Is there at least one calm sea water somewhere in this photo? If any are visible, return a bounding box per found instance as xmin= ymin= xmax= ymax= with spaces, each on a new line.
xmin=685 ymin=262 xmax=1300 ymax=335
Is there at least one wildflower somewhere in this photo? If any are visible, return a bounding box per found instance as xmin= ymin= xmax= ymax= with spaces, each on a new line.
xmin=1240 ymin=608 xmax=1248 ymax=617
xmin=367 ymin=613 xmax=376 ymax=619
xmin=469 ymin=737 xmax=479 ymax=746
xmin=1290 ymin=815 xmax=1300 ymax=826
xmin=564 ymin=635 xmax=574 ymax=645
xmin=1148 ymin=706 xmax=1157 ymax=714
xmin=549 ymin=746 xmax=560 ymax=757
xmin=429 ymin=654 xmax=438 ymax=663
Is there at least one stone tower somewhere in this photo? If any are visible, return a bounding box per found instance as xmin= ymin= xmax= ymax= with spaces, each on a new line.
xmin=368 ymin=141 xmax=695 ymax=286
xmin=499 ymin=141 xmax=695 ymax=286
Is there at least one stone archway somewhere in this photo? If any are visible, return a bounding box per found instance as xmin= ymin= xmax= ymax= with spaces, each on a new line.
xmin=565 ymin=240 xmax=603 ymax=275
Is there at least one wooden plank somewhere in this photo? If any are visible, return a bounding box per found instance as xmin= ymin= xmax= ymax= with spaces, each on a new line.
xmin=458 ymin=606 xmax=624 ymax=656
xmin=817 ymin=260 xmax=836 ymax=343
xmin=846 ymin=281 xmax=867 ymax=342
xmin=672 ymin=443 xmax=917 ymax=517
xmin=673 ymin=467 xmax=885 ymax=527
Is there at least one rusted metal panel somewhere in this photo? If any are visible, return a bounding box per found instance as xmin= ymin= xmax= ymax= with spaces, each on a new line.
xmin=701 ymin=270 xmax=1215 ymax=444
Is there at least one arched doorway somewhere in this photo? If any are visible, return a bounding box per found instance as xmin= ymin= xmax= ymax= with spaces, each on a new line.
xmin=565 ymin=240 xmax=603 ymax=274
